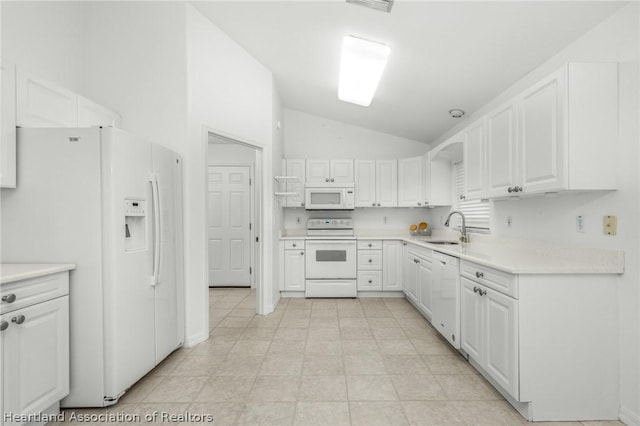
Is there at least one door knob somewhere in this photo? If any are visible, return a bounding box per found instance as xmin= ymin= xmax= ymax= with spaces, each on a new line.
xmin=2 ymin=294 xmax=16 ymax=303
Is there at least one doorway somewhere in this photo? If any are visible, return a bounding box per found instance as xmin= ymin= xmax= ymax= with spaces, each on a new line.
xmin=207 ymin=134 xmax=262 ymax=290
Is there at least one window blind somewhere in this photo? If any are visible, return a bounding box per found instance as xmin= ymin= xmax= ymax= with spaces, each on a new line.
xmin=451 ymin=162 xmax=491 ymax=230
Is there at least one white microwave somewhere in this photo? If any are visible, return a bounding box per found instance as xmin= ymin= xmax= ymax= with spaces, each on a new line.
xmin=304 ymin=185 xmax=355 ymax=210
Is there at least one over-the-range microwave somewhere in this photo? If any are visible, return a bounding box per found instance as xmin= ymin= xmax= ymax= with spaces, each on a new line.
xmin=304 ymin=184 xmax=355 ymax=210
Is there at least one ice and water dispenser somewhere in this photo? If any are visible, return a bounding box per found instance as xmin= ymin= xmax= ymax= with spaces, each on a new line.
xmin=124 ymin=199 xmax=147 ymax=251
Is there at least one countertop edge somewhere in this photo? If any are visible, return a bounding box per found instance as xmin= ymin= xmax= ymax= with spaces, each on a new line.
xmin=1 ymin=264 xmax=77 ymax=284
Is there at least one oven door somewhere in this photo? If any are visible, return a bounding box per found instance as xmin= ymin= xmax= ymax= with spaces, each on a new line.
xmin=304 ymin=187 xmax=347 ymax=210
xmin=305 ymin=240 xmax=357 ymax=279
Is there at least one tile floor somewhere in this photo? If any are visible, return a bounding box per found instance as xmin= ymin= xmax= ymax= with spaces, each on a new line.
xmin=54 ymin=288 xmax=625 ymax=426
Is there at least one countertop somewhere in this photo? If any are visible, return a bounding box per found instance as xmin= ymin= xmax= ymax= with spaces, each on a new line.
xmin=1 ymin=264 xmax=76 ymax=284
xmin=280 ymin=230 xmax=624 ymax=275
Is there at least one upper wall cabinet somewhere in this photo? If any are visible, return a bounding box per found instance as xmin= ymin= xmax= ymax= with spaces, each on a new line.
xmin=518 ymin=63 xmax=617 ymax=194
xmin=462 ymin=118 xmax=486 ymax=200
xmin=17 ymin=68 xmax=121 ymax=129
xmin=354 ymin=160 xmax=397 ymax=207
xmin=398 ymin=156 xmax=424 ymax=207
xmin=486 ymin=100 xmax=518 ymax=198
xmin=1 ymin=63 xmax=17 ymax=188
xmin=306 ymin=159 xmax=354 ymax=184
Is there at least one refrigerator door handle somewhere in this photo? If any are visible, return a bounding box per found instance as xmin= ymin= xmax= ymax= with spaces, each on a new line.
xmin=149 ymin=174 xmax=161 ymax=286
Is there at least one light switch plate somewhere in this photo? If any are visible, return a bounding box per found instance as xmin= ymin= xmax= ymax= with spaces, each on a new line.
xmin=603 ymin=215 xmax=617 ymax=235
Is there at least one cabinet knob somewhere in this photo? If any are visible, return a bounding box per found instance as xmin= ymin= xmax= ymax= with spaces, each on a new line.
xmin=325 ymin=178 xmax=330 ymax=182
xmin=479 ymin=289 xmax=487 ymax=296
xmin=301 ymin=203 xmax=305 ymax=207
xmin=417 ymin=202 xmax=422 ymax=206
xmin=459 ymin=195 xmax=466 ymax=200
xmin=368 ymin=280 xmax=372 ymax=284
xmin=292 ymin=243 xmax=297 ymax=247
xmin=11 ymin=315 xmax=26 ymax=325
xmin=475 ymin=271 xmax=484 ymax=279
xmin=368 ymin=259 xmax=373 ymax=263
xmin=515 ymin=186 xmax=523 ymax=193
xmin=331 ymin=178 xmax=335 ymax=182
xmin=368 ymin=243 xmax=372 ymax=247
xmin=507 ymin=187 xmax=514 ymax=193
xmin=2 ymin=294 xmax=16 ymax=303
xmin=473 ymin=286 xmax=479 ymax=293
xmin=372 ymin=203 xmax=376 ymax=207
xmin=0 ymin=321 xmax=8 ymax=331
xmin=300 ymin=252 xmax=304 ymax=255
xmin=377 ymin=203 xmax=381 ymax=207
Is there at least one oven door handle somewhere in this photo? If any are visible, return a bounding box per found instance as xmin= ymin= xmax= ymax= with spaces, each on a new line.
xmin=307 ymin=241 xmax=356 ymax=245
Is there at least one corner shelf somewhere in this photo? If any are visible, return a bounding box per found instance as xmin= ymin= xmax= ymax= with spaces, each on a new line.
xmin=274 ymin=176 xmax=300 ymax=183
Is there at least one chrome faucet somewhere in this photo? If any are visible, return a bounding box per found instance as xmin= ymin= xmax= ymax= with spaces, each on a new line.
xmin=444 ymin=210 xmax=468 ymax=243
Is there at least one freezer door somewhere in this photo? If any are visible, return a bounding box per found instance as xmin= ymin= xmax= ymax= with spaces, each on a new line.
xmin=152 ymin=144 xmax=184 ymax=364
xmin=101 ymin=128 xmax=156 ymax=401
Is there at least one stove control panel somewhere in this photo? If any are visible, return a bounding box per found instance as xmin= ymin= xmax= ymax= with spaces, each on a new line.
xmin=307 ymin=218 xmax=353 ymax=229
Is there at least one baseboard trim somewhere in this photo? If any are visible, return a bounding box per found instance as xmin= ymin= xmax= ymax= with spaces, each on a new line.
xmin=184 ymin=331 xmax=208 ymax=348
xmin=620 ymin=406 xmax=640 ymax=426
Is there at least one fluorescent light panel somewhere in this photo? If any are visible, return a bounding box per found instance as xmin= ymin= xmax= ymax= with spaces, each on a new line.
xmin=338 ymin=35 xmax=390 ymax=107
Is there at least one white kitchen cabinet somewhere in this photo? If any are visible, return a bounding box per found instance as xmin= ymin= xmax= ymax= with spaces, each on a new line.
xmin=305 ymin=159 xmax=353 ymax=184
xmin=421 ymin=153 xmax=430 ymax=206
xmin=77 ymin=96 xmax=121 ymax=128
xmin=518 ymin=63 xmax=618 ymax=194
xmin=402 ymin=246 xmax=418 ymax=303
xmin=283 ymin=159 xmax=306 ymax=207
xmin=284 ymin=245 xmax=305 ymax=291
xmin=398 ymin=156 xmax=424 ymax=207
xmin=416 ymin=254 xmax=433 ymax=319
xmin=17 ymin=70 xmax=78 ymax=128
xmin=462 ymin=118 xmax=486 ymax=200
xmin=486 ymin=100 xmax=518 ymax=197
xmin=1 ymin=63 xmax=17 ymax=188
xmin=1 ymin=269 xmax=71 ymax=425
xmin=355 ymin=160 xmax=397 ymax=207
xmin=382 ymin=240 xmax=403 ymax=291
xmin=357 ymin=240 xmax=383 ymax=291
xmin=403 ymin=243 xmax=432 ymax=319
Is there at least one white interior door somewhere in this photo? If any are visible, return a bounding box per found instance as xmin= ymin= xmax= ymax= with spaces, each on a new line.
xmin=208 ymin=165 xmax=252 ymax=286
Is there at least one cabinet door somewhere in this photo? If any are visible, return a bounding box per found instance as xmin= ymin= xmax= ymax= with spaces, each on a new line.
xmin=285 ymin=159 xmax=306 ymax=207
xmin=486 ymin=101 xmax=518 ymax=197
xmin=306 ymin=159 xmax=330 ymax=184
xmin=1 ymin=63 xmax=17 ymax=188
xmin=2 ymin=297 xmax=69 ymax=420
xmin=77 ymin=96 xmax=121 ymax=128
xmin=382 ymin=241 xmax=403 ymax=291
xmin=518 ymin=67 xmax=566 ymax=193
xmin=284 ymin=249 xmax=306 ymax=291
xmin=463 ymin=119 xmax=486 ymax=200
xmin=376 ymin=160 xmax=398 ymax=207
xmin=16 ymin=70 xmax=78 ymax=127
xmin=403 ymin=249 xmax=418 ymax=303
xmin=355 ymin=160 xmax=376 ymax=207
xmin=460 ymin=277 xmax=483 ymax=362
xmin=417 ymin=256 xmax=433 ymax=319
xmin=330 ymin=159 xmax=354 ymax=183
xmin=398 ymin=156 xmax=423 ymax=207
xmin=421 ymin=153 xmax=430 ymax=206
xmin=484 ymin=288 xmax=519 ymax=399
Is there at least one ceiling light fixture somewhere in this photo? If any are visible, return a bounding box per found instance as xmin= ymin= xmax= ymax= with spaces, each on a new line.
xmin=346 ymin=0 xmax=394 ymax=13
xmin=338 ymin=35 xmax=390 ymax=107
xmin=449 ymin=109 xmax=465 ymax=118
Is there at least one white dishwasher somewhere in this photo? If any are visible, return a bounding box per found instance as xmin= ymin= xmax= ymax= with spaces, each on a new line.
xmin=431 ymin=252 xmax=460 ymax=349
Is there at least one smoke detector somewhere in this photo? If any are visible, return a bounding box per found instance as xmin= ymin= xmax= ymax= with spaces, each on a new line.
xmin=449 ymin=109 xmax=465 ymax=118
xmin=346 ymin=0 xmax=394 ymax=13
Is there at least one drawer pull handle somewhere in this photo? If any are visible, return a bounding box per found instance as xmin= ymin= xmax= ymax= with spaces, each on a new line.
xmin=0 ymin=321 xmax=8 ymax=331
xmin=11 ymin=315 xmax=26 ymax=325
xmin=475 ymin=271 xmax=484 ymax=279
xmin=2 ymin=294 xmax=16 ymax=303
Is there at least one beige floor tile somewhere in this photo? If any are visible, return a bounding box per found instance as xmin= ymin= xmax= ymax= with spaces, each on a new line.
xmin=364 ymin=309 xmax=394 ymax=318
xmin=303 ymin=354 xmax=345 ymax=375
xmin=118 ymin=376 xmax=164 ymax=403
xmin=240 ymin=327 xmax=276 ymax=340
xmin=391 ymin=375 xmax=449 ymax=401
xmin=190 ymin=338 xmax=235 ymax=356
xmin=454 ymin=400 xmax=527 ymax=425
xmin=372 ymin=327 xmax=407 ymax=340
xmin=143 ymin=377 xmax=207 ymax=403
xmin=410 ymin=336 xmax=457 ymax=355
xmin=312 ymin=299 xmax=337 ymax=308
xmin=310 ymin=308 xmax=338 ymax=318
xmin=435 ymin=375 xmax=502 ymax=400
xmin=346 ymin=375 xmax=398 ymax=401
xmin=282 ymin=309 xmax=312 ymax=319
xmin=229 ymin=339 xmax=271 ymax=356
xmin=402 ymin=401 xmax=466 ymax=425
xmin=134 ymin=403 xmax=191 ymax=423
xmin=195 ymin=376 xmax=255 ymax=402
xmin=147 ymin=354 xmax=183 ymax=377
xmin=349 ymin=401 xmax=409 ymax=426
xmin=307 ymin=326 xmax=340 ymax=341
xmin=278 ymin=317 xmax=310 ymax=328
xmin=237 ymin=402 xmax=296 ymax=426
xmin=274 ymin=327 xmax=308 ymax=340
xmin=187 ymin=402 xmax=243 ymax=425
xmin=210 ymin=327 xmax=246 ymax=341
xmin=337 ymin=309 xmax=366 ymax=319
xmin=214 ymin=355 xmax=264 ymax=376
xmin=309 ymin=316 xmax=339 ymax=327
xmin=170 ymin=356 xmax=219 ymax=377
xmin=259 ymin=353 xmax=304 ymax=375
xmin=269 ymin=339 xmax=306 ymax=354
xmin=340 ymin=326 xmax=374 ymax=340
xmin=294 ymin=402 xmax=351 ymax=426
xmin=377 ymin=339 xmax=419 ymax=355
xmin=218 ymin=316 xmax=253 ymax=328
xmin=580 ymin=422 xmax=626 ymax=426
xmin=248 ymin=315 xmax=282 ymax=328
xmin=383 ymin=355 xmax=430 ymax=375
xmin=248 ymin=376 xmax=300 ymax=402
xmin=367 ymin=317 xmax=400 ymax=328
xmin=305 ymin=339 xmax=342 ymax=355
xmin=422 ymin=354 xmax=475 ymax=375
xmin=230 ymin=308 xmax=258 ymax=318
xmin=288 ymin=299 xmax=313 ymax=309
xmin=298 ymin=375 xmax=348 ymax=401
xmin=339 ymin=317 xmax=369 ymax=328
xmin=344 ymin=354 xmax=387 ymax=375
xmin=341 ymin=339 xmax=379 ymax=355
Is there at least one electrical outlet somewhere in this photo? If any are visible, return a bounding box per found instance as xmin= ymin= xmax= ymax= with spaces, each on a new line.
xmin=507 ymin=216 xmax=512 ymax=228
xmin=576 ymin=215 xmax=585 ymax=233
xmin=603 ymin=215 xmax=617 ymax=235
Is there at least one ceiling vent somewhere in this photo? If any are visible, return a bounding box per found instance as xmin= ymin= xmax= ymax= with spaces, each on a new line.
xmin=346 ymin=0 xmax=394 ymax=13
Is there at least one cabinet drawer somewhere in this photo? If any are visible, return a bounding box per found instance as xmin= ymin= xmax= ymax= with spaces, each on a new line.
xmin=357 ymin=271 xmax=383 ymax=291
xmin=358 ymin=250 xmax=382 ymax=270
xmin=358 ymin=240 xmax=382 ymax=250
xmin=284 ymin=240 xmax=304 ymax=250
xmin=1 ymin=272 xmax=69 ymax=314
xmin=460 ymin=261 xmax=517 ymax=298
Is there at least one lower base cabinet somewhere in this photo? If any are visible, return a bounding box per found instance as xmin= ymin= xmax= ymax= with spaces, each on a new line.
xmin=403 ymin=243 xmax=432 ymax=319
xmin=283 ymin=243 xmax=305 ymax=291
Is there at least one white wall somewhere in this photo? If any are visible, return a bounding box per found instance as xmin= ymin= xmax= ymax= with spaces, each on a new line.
xmin=272 ymin=84 xmax=284 ymax=306
xmin=284 ymin=108 xmax=428 ymax=159
xmin=429 ymin=4 xmax=640 ymax=423
xmin=208 ymin=142 xmax=257 ymax=165
xmin=1 ymin=2 xmax=85 ymax=94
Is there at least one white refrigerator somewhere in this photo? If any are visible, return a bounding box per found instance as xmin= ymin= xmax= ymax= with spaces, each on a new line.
xmin=0 ymin=127 xmax=185 ymax=407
